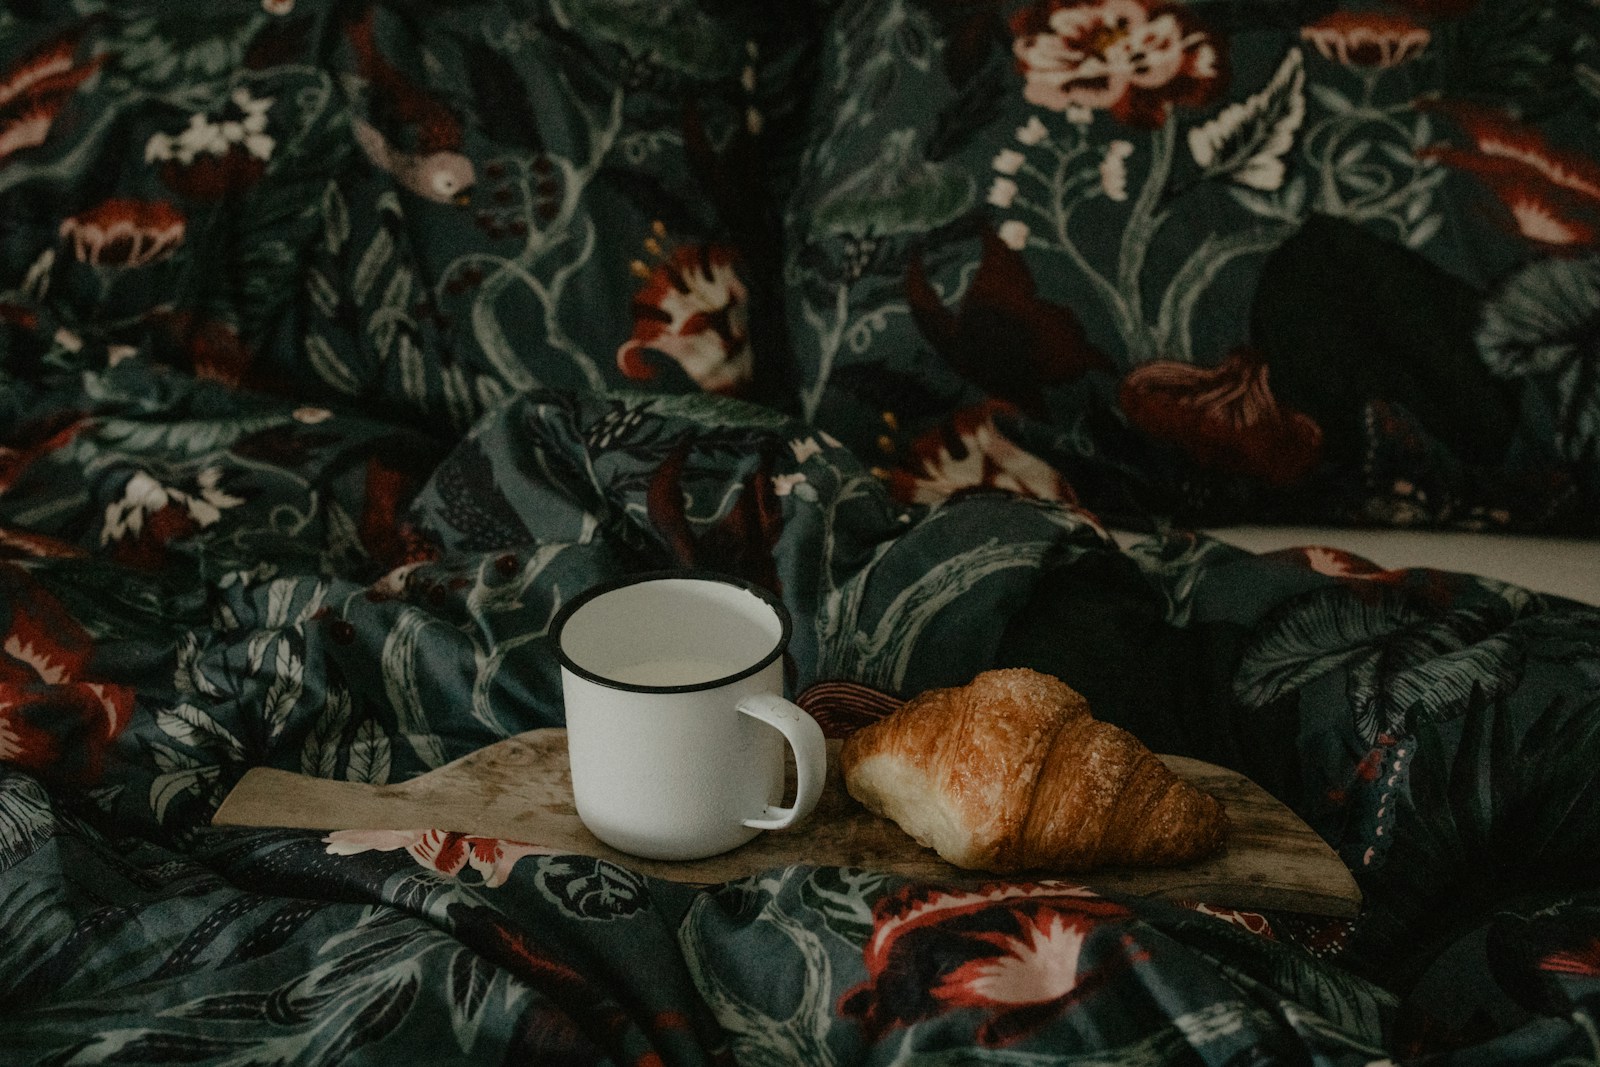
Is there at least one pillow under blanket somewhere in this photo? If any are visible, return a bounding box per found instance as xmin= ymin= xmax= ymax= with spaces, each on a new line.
xmin=777 ymin=0 xmax=1600 ymax=534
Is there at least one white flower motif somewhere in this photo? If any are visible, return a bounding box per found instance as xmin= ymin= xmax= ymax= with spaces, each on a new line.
xmin=1016 ymin=115 xmax=1049 ymax=145
xmin=993 ymin=148 xmax=1026 ymax=175
xmin=772 ymin=472 xmax=807 ymax=497
xmin=789 ymin=436 xmax=822 ymax=464
xmin=292 ymin=406 xmax=333 ymax=424
xmin=150 ymin=89 xmax=277 ymax=169
xmin=998 ymin=219 xmax=1031 ymax=250
xmin=1067 ymin=105 xmax=1094 ymax=127
xmin=1100 ymin=140 xmax=1134 ymax=201
xmin=144 ymin=132 xmax=175 ymax=163
xmin=244 ymin=132 xmax=275 ymax=161
xmin=1186 ymin=48 xmax=1305 ymax=192
xmin=987 ymin=177 xmax=1019 ymax=208
xmin=232 ymin=87 xmax=273 ymax=125
xmin=101 ymin=468 xmax=245 ymax=544
xmin=937 ymin=911 xmax=1086 ymax=1005
xmin=174 ymin=114 xmax=226 ymax=164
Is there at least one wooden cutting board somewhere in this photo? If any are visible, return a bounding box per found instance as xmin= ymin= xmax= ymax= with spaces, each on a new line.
xmin=214 ymin=729 xmax=1361 ymax=918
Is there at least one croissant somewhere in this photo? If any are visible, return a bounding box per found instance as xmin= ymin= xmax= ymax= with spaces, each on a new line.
xmin=839 ymin=668 xmax=1228 ymax=873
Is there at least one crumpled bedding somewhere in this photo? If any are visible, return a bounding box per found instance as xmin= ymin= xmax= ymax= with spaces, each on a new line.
xmin=4 ymin=371 xmax=1599 ymax=1064
xmin=3 ymin=2 xmax=1600 ymax=1064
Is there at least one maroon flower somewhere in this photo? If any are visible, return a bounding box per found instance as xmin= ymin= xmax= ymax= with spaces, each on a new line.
xmin=1011 ymin=0 xmax=1225 ymax=127
xmin=646 ymin=437 xmax=783 ymax=593
xmin=1119 ymin=348 xmax=1324 ymax=486
xmin=906 ymin=226 xmax=1110 ymax=416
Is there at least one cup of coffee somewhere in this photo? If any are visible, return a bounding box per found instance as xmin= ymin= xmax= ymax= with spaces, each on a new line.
xmin=552 ymin=570 xmax=827 ymax=861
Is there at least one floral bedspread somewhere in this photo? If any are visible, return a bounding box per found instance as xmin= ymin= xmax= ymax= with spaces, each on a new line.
xmin=3 ymin=2 xmax=1600 ymax=1065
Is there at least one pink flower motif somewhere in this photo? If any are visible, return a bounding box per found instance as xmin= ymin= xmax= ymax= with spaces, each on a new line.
xmin=1011 ymin=0 xmax=1225 ymax=128
xmin=323 ymin=828 xmax=558 ymax=888
xmin=839 ymin=881 xmax=1140 ymax=1046
xmin=936 ymin=909 xmax=1088 ymax=1006
xmin=1186 ymin=902 xmax=1276 ymax=938
xmin=885 ymin=401 xmax=1074 ymax=505
xmin=1301 ymin=11 xmax=1430 ymax=69
xmin=618 ymin=243 xmax=753 ymax=394
xmin=59 ymin=198 xmax=185 ymax=267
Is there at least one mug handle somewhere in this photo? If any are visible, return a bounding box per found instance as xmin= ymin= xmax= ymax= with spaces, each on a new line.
xmin=736 ymin=693 xmax=827 ymax=831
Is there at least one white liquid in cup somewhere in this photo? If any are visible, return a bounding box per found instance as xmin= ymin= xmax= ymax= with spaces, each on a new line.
xmin=604 ymin=657 xmax=732 ymax=687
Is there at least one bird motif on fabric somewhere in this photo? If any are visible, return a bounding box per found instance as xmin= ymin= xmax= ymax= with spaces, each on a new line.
xmin=342 ymin=7 xmax=474 ymax=205
xmin=0 ymin=24 xmax=106 ymax=168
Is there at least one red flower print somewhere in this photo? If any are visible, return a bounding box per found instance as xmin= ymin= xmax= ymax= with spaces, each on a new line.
xmin=1419 ymin=102 xmax=1600 ymax=249
xmin=323 ymin=827 xmax=556 ymax=887
xmin=1010 ymin=0 xmax=1225 ymax=127
xmin=1118 ymin=348 xmax=1324 ymax=487
xmin=1539 ymin=937 xmax=1600 ymax=978
xmin=58 ymin=199 xmax=186 ymax=267
xmin=0 ymin=563 xmax=134 ymax=784
xmin=1301 ymin=11 xmax=1430 ymax=69
xmin=839 ymin=881 xmax=1137 ymax=1046
xmin=617 ymin=242 xmax=753 ymax=394
xmin=0 ymin=25 xmax=105 ymax=167
xmin=885 ymin=400 xmax=1077 ymax=506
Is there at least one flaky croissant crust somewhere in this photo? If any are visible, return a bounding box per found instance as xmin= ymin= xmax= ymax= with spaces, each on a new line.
xmin=840 ymin=668 xmax=1228 ymax=873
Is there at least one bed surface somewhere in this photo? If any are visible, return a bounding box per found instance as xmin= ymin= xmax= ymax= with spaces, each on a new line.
xmin=1167 ymin=527 xmax=1600 ymax=606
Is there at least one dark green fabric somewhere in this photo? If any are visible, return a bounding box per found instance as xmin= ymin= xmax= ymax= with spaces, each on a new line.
xmin=780 ymin=0 xmax=1600 ymax=531
xmin=2 ymin=2 xmax=1600 ymax=1064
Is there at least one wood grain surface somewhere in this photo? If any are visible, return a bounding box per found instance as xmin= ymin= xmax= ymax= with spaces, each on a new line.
xmin=214 ymin=729 xmax=1362 ymax=918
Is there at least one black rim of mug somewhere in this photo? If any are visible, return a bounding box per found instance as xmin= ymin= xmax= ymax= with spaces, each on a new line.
xmin=550 ymin=569 xmax=793 ymax=694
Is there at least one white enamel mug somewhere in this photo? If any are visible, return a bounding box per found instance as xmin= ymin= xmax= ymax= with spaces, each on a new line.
xmin=552 ymin=571 xmax=827 ymax=861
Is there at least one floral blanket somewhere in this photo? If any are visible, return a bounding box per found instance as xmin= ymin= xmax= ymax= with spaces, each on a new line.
xmin=3 ymin=2 xmax=1600 ymax=1064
